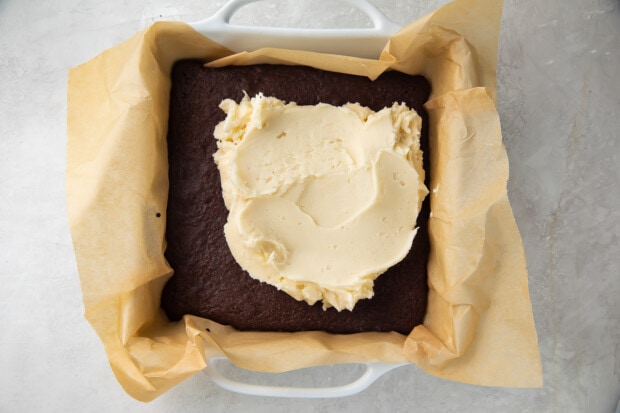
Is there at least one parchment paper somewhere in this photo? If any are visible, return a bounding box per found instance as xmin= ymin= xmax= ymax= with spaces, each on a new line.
xmin=67 ymin=0 xmax=542 ymax=402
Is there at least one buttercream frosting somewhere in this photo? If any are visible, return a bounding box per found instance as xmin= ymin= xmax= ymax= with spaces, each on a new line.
xmin=213 ymin=93 xmax=427 ymax=311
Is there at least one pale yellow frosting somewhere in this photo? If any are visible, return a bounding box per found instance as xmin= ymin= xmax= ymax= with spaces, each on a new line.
xmin=213 ymin=93 xmax=427 ymax=311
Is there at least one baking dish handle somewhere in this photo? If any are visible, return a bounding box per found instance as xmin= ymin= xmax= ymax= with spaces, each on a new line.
xmin=204 ymin=356 xmax=408 ymax=398
xmin=189 ymin=0 xmax=401 ymax=59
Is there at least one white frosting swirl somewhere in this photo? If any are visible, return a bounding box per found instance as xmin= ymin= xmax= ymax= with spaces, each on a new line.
xmin=214 ymin=93 xmax=427 ymax=311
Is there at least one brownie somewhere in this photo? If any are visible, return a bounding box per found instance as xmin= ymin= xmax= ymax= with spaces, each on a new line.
xmin=160 ymin=60 xmax=431 ymax=334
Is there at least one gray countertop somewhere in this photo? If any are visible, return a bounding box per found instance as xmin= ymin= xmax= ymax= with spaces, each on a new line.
xmin=1 ymin=0 xmax=619 ymax=411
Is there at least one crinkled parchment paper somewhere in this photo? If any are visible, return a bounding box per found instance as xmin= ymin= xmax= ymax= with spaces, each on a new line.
xmin=67 ymin=0 xmax=542 ymax=402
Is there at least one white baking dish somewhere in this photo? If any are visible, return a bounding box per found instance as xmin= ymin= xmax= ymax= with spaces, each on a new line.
xmin=188 ymin=0 xmax=409 ymax=398
xmin=190 ymin=0 xmax=400 ymax=59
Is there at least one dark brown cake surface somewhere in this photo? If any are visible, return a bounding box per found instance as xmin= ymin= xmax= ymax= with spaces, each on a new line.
xmin=161 ymin=60 xmax=431 ymax=334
